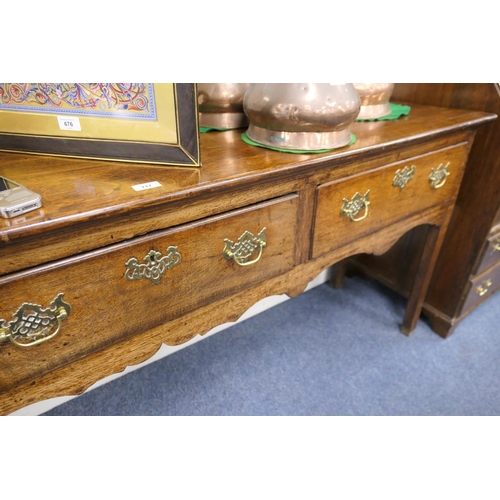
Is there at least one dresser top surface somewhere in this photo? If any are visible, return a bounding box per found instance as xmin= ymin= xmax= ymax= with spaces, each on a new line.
xmin=0 ymin=104 xmax=495 ymax=243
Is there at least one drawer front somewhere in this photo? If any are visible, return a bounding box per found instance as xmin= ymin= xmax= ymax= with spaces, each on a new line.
xmin=475 ymin=229 xmax=500 ymax=275
xmin=462 ymin=259 xmax=500 ymax=314
xmin=0 ymin=194 xmax=298 ymax=391
xmin=312 ymin=144 xmax=469 ymax=258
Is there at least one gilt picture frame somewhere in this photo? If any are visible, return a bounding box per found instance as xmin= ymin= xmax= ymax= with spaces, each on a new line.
xmin=0 ymin=83 xmax=201 ymax=167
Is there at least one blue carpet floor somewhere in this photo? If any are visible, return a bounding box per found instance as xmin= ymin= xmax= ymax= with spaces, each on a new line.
xmin=43 ymin=275 xmax=500 ymax=416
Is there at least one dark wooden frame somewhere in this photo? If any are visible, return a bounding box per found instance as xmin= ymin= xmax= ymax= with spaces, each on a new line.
xmin=0 ymin=83 xmax=201 ymax=167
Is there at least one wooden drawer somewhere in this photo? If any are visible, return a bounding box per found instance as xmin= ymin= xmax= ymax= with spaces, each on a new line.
xmin=0 ymin=194 xmax=299 ymax=392
xmin=312 ymin=144 xmax=469 ymax=258
xmin=475 ymin=229 xmax=500 ymax=275
xmin=462 ymin=259 xmax=500 ymax=315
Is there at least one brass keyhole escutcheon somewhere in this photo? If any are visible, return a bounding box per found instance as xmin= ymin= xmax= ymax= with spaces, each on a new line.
xmin=393 ymin=165 xmax=416 ymax=191
xmin=124 ymin=246 xmax=182 ymax=285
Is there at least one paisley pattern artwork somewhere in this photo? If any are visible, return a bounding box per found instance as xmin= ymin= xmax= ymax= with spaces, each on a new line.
xmin=0 ymin=83 xmax=156 ymax=120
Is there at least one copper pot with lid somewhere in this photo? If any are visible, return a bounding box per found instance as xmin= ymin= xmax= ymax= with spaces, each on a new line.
xmin=242 ymin=83 xmax=360 ymax=150
xmin=353 ymin=83 xmax=394 ymax=119
xmin=197 ymin=83 xmax=250 ymax=129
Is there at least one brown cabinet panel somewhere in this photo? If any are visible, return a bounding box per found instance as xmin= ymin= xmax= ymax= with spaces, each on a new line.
xmin=492 ymin=205 xmax=500 ymax=232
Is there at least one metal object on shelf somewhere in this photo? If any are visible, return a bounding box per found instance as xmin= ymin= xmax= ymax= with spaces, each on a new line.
xmin=353 ymin=83 xmax=395 ymax=120
xmin=243 ymin=83 xmax=360 ymax=150
xmin=197 ymin=83 xmax=250 ymax=129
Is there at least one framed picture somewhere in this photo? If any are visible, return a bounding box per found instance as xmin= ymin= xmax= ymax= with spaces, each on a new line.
xmin=0 ymin=83 xmax=201 ymax=167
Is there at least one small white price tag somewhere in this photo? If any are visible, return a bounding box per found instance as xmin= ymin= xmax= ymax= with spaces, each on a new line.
xmin=57 ymin=116 xmax=81 ymax=131
xmin=132 ymin=181 xmax=162 ymax=192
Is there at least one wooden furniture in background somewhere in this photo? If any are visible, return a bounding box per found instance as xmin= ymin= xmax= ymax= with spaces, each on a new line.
xmin=346 ymin=84 xmax=500 ymax=338
xmin=0 ymin=104 xmax=494 ymax=415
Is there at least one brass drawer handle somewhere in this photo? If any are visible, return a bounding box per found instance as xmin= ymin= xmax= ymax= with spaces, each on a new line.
xmin=392 ymin=165 xmax=416 ymax=191
xmin=223 ymin=228 xmax=267 ymax=266
xmin=0 ymin=294 xmax=71 ymax=348
xmin=429 ymin=162 xmax=450 ymax=189
xmin=341 ymin=190 xmax=370 ymax=222
xmin=125 ymin=246 xmax=182 ymax=285
xmin=476 ymin=279 xmax=493 ymax=297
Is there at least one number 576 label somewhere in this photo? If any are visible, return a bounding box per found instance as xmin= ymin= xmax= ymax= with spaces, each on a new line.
xmin=57 ymin=116 xmax=82 ymax=131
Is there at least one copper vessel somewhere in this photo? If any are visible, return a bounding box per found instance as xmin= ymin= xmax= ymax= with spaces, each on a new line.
xmin=353 ymin=83 xmax=394 ymax=119
xmin=197 ymin=83 xmax=250 ymax=129
xmin=243 ymin=83 xmax=360 ymax=150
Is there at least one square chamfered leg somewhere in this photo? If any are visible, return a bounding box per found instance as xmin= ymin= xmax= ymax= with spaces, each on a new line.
xmin=400 ymin=211 xmax=453 ymax=335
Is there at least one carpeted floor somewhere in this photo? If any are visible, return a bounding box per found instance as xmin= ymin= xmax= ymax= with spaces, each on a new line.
xmin=43 ymin=275 xmax=500 ymax=416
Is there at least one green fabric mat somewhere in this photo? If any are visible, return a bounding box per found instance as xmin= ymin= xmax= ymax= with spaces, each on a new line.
xmin=200 ymin=126 xmax=237 ymax=133
xmin=241 ymin=132 xmax=356 ymax=154
xmin=355 ymin=102 xmax=411 ymax=122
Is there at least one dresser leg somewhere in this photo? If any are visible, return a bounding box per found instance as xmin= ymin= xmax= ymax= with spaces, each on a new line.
xmin=400 ymin=223 xmax=448 ymax=336
xmin=329 ymin=259 xmax=348 ymax=289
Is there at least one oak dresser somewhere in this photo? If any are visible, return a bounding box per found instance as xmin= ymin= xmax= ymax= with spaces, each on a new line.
xmin=0 ymin=104 xmax=495 ymax=415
